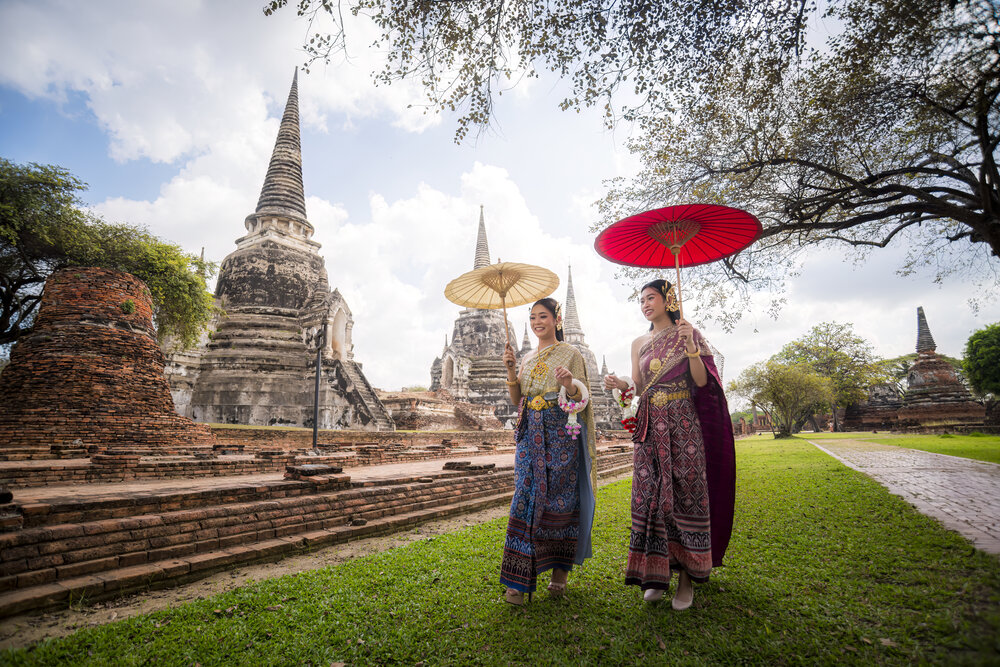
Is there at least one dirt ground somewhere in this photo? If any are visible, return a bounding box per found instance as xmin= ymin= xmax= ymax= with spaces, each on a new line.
xmin=0 ymin=505 xmax=511 ymax=651
xmin=2 ymin=470 xmax=633 ymax=651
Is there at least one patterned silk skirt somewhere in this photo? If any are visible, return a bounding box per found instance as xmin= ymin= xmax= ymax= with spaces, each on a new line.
xmin=499 ymin=404 xmax=581 ymax=593
xmin=626 ymin=390 xmax=712 ymax=589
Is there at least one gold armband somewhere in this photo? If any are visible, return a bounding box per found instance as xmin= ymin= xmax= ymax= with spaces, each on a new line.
xmin=685 ymin=347 xmax=701 ymax=358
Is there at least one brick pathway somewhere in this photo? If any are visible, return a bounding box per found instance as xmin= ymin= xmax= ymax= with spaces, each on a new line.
xmin=809 ymin=439 xmax=1000 ymax=555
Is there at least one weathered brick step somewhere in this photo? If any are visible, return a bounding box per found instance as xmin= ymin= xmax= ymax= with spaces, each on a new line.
xmin=0 ymin=456 xmax=633 ymax=618
xmin=0 ymin=473 xmax=515 ymax=589
xmin=0 ymin=488 xmax=518 ymax=618
xmin=10 ymin=477 xmax=349 ymax=528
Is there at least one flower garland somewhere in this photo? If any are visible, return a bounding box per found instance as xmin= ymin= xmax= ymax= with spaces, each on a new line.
xmin=612 ymin=377 xmax=638 ymax=433
xmin=557 ymin=379 xmax=590 ymax=438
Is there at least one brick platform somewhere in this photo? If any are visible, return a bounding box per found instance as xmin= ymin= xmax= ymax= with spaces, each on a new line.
xmin=0 ymin=445 xmax=634 ymax=617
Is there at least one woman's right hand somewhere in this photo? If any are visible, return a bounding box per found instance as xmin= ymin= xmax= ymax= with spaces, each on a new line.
xmin=503 ymin=344 xmax=516 ymax=371
xmin=603 ymin=374 xmax=627 ymax=391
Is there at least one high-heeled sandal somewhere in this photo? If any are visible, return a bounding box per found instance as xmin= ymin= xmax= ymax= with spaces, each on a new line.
xmin=505 ymin=588 xmax=531 ymax=605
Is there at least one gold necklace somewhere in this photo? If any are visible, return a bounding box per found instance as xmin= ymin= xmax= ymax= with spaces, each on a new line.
xmin=529 ymin=342 xmax=560 ymax=383
xmin=647 ymin=330 xmax=684 ymax=374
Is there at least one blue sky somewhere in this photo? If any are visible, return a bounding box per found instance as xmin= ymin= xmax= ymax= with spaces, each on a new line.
xmin=1 ymin=0 xmax=996 ymax=397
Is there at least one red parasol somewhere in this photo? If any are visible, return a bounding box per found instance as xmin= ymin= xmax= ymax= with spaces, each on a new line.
xmin=594 ymin=204 xmax=761 ymax=319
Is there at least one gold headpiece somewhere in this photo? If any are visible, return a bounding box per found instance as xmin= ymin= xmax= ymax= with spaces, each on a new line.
xmin=555 ymin=302 xmax=563 ymax=330
xmin=662 ymin=284 xmax=680 ymax=313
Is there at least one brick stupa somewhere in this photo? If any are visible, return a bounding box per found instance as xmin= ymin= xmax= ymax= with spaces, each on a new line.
xmin=897 ymin=306 xmax=985 ymax=428
xmin=0 ymin=267 xmax=217 ymax=451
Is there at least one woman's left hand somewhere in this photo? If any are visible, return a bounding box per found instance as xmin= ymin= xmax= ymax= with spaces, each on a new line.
xmin=677 ymin=319 xmax=697 ymax=353
xmin=553 ymin=366 xmax=574 ymax=389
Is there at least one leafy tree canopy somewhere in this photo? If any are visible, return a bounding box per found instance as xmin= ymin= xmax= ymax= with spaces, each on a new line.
xmin=776 ymin=322 xmax=889 ymax=429
xmin=728 ymin=359 xmax=834 ymax=438
xmin=0 ymin=158 xmax=216 ymax=349
xmin=270 ymin=0 xmax=999 ymax=328
xmin=964 ymin=322 xmax=1000 ymax=396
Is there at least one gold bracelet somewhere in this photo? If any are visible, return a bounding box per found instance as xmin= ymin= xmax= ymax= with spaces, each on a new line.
xmin=685 ymin=347 xmax=701 ymax=358
xmin=505 ymin=379 xmax=519 ymax=386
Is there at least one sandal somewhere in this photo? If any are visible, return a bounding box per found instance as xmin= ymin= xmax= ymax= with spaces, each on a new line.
xmin=547 ymin=581 xmax=567 ymax=598
xmin=505 ymin=588 xmax=530 ymax=605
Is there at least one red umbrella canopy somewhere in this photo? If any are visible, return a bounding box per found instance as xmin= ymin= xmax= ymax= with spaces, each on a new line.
xmin=594 ymin=204 xmax=762 ymax=268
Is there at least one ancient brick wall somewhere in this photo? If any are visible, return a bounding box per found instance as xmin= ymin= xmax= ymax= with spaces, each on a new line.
xmin=0 ymin=267 xmax=217 ymax=450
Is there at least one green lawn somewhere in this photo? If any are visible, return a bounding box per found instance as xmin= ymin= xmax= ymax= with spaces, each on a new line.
xmin=742 ymin=431 xmax=1000 ymax=465
xmin=5 ymin=440 xmax=999 ymax=665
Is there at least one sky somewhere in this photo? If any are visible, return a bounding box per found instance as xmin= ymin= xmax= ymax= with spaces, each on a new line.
xmin=1 ymin=1 xmax=997 ymax=404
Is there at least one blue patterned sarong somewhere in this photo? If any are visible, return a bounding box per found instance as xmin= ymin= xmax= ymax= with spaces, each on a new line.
xmin=499 ymin=402 xmax=593 ymax=593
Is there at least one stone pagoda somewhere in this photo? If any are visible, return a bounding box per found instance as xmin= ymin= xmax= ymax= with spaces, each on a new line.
xmin=429 ymin=207 xmax=519 ymax=426
xmin=164 ymin=70 xmax=393 ymax=431
xmin=897 ymin=307 xmax=984 ymax=428
xmin=560 ymin=265 xmax=617 ymax=429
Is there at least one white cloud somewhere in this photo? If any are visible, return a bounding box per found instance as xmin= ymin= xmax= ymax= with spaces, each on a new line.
xmin=0 ymin=0 xmax=435 ymax=165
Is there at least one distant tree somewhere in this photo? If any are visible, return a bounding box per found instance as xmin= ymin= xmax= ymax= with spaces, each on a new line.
xmin=776 ymin=322 xmax=889 ymax=431
xmin=964 ymin=323 xmax=1000 ymax=397
xmin=728 ymin=360 xmax=834 ymax=438
xmin=730 ymin=410 xmax=752 ymax=425
xmin=0 ymin=158 xmax=216 ymax=348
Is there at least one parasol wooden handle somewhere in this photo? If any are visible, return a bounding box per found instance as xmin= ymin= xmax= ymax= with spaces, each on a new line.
xmin=501 ymin=293 xmax=510 ymax=348
xmin=671 ymin=245 xmax=684 ymax=321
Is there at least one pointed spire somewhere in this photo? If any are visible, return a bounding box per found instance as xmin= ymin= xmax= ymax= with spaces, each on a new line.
xmin=521 ymin=323 xmax=531 ymax=352
xmin=601 ymin=355 xmax=609 ymax=376
xmin=916 ymin=306 xmax=937 ymax=354
xmin=255 ymin=68 xmax=307 ymax=221
xmin=563 ymin=264 xmax=584 ymax=336
xmin=474 ymin=205 xmax=491 ymax=269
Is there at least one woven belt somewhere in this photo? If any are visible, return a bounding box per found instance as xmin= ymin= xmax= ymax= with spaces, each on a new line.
xmin=528 ymin=395 xmax=556 ymax=411
xmin=650 ymin=389 xmax=691 ymax=407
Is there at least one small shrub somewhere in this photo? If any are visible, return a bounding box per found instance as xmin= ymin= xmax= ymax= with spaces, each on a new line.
xmin=940 ymin=433 xmax=955 ymax=438
xmin=120 ymin=299 xmax=136 ymax=314
xmin=968 ymin=431 xmax=986 ymax=437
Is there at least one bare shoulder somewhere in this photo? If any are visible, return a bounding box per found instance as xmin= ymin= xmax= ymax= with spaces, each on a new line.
xmin=631 ymin=333 xmax=649 ymax=350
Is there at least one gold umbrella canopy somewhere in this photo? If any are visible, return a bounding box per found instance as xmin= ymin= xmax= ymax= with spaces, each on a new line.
xmin=444 ymin=261 xmax=560 ymax=347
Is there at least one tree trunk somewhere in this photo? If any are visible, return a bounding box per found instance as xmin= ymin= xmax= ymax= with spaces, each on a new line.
xmin=832 ymin=402 xmax=841 ymax=432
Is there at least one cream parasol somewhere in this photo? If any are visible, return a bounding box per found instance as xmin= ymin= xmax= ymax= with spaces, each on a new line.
xmin=444 ymin=261 xmax=560 ymax=347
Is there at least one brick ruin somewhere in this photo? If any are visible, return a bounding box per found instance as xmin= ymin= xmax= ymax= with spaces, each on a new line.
xmin=843 ymin=307 xmax=985 ymax=431
xmin=377 ymin=389 xmax=503 ymax=430
xmin=897 ymin=307 xmax=985 ymax=428
xmin=0 ymin=267 xmax=216 ymax=454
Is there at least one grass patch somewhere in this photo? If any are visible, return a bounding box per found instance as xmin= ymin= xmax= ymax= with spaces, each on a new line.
xmin=854 ymin=434 xmax=1000 ymax=465
xmin=742 ymin=432 xmax=1000 ymax=465
xmin=5 ymin=441 xmax=999 ymax=665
